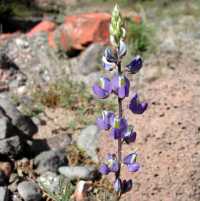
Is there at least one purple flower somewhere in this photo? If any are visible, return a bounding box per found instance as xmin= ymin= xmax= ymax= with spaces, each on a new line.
xmin=117 ymin=40 xmax=127 ymax=59
xmin=102 ymin=48 xmax=117 ymax=71
xmin=99 ymin=163 xmax=110 ymax=175
xmin=99 ymin=154 xmax=119 ymax=175
xmin=110 ymin=116 xmax=128 ymax=139
xmin=104 ymin=47 xmax=117 ymax=63
xmin=92 ymin=77 xmax=112 ymax=99
xmin=123 ymin=126 xmax=137 ymax=144
xmin=123 ymin=153 xmax=140 ymax=173
xmin=107 ymin=154 xmax=119 ymax=172
xmin=96 ymin=111 xmax=114 ymax=130
xmin=122 ymin=179 xmax=133 ymax=193
xmin=129 ymin=93 xmax=148 ymax=114
xmin=127 ymin=163 xmax=140 ymax=172
xmin=123 ymin=152 xmax=137 ymax=165
xmin=111 ymin=75 xmax=130 ymax=99
xmin=114 ymin=178 xmax=122 ymax=192
xmin=126 ymin=55 xmax=143 ymax=74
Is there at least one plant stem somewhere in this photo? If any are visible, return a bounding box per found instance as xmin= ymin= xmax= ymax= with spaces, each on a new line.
xmin=116 ymin=61 xmax=123 ymax=199
xmin=117 ymin=97 xmax=122 ymax=169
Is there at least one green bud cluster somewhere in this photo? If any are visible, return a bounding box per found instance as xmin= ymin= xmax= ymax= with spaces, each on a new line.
xmin=110 ymin=4 xmax=126 ymax=47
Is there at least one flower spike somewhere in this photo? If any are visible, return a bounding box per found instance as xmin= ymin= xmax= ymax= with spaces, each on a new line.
xmin=93 ymin=5 xmax=147 ymax=196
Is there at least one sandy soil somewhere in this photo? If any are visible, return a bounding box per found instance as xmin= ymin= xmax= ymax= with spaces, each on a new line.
xmin=99 ymin=51 xmax=200 ymax=201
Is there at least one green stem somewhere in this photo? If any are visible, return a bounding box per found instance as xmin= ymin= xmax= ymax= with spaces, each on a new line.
xmin=116 ymin=61 xmax=123 ymax=200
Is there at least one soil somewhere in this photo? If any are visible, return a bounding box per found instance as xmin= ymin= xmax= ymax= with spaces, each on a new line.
xmin=99 ymin=51 xmax=200 ymax=201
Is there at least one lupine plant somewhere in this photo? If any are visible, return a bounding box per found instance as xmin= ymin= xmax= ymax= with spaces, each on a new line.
xmin=92 ymin=5 xmax=148 ymax=199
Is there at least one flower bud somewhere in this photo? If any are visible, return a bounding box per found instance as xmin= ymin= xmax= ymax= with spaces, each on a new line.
xmin=112 ymin=4 xmax=120 ymax=19
xmin=110 ymin=4 xmax=125 ymax=47
xmin=114 ymin=178 xmax=122 ymax=193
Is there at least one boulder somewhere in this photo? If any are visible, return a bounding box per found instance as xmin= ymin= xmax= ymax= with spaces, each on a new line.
xmin=0 ymin=171 xmax=7 ymax=186
xmin=34 ymin=149 xmax=67 ymax=174
xmin=3 ymin=33 xmax=71 ymax=89
xmin=0 ymin=32 xmax=20 ymax=47
xmin=51 ymin=13 xmax=110 ymax=51
xmin=1 ymin=29 xmax=106 ymax=90
xmin=0 ymin=97 xmax=37 ymax=137
xmin=0 ymin=136 xmax=24 ymax=158
xmin=37 ymin=172 xmax=62 ymax=194
xmin=28 ymin=134 xmax=71 ymax=155
xmin=17 ymin=181 xmax=42 ymax=201
xmin=75 ymin=43 xmax=104 ymax=75
xmin=0 ymin=111 xmax=14 ymax=139
xmin=76 ymin=125 xmax=100 ymax=163
xmin=0 ymin=187 xmax=9 ymax=201
xmin=58 ymin=166 xmax=97 ymax=181
xmin=27 ymin=20 xmax=56 ymax=37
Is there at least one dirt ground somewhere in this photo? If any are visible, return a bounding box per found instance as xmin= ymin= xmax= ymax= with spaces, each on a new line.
xmin=99 ymin=50 xmax=200 ymax=201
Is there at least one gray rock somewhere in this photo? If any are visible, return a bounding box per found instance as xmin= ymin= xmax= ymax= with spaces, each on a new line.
xmin=0 ymin=97 xmax=37 ymax=137
xmin=0 ymin=171 xmax=6 ymax=186
xmin=76 ymin=44 xmax=104 ymax=75
xmin=0 ymin=187 xmax=9 ymax=201
xmin=1 ymin=32 xmax=103 ymax=92
xmin=0 ymin=136 xmax=23 ymax=158
xmin=46 ymin=134 xmax=71 ymax=150
xmin=3 ymin=34 xmax=70 ymax=89
xmin=37 ymin=172 xmax=61 ymax=194
xmin=34 ymin=149 xmax=66 ymax=174
xmin=8 ymin=173 xmax=20 ymax=193
xmin=77 ymin=125 xmax=100 ymax=162
xmin=11 ymin=193 xmax=23 ymax=201
xmin=17 ymin=181 xmax=42 ymax=201
xmin=58 ymin=166 xmax=97 ymax=180
xmin=27 ymin=134 xmax=71 ymax=155
xmin=0 ymin=112 xmax=13 ymax=140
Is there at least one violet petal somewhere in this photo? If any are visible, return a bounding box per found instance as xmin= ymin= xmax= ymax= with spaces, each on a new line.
xmin=126 ymin=55 xmax=143 ymax=74
xmin=114 ymin=178 xmax=122 ymax=192
xmin=123 ymin=153 xmax=137 ymax=165
xmin=128 ymin=163 xmax=140 ymax=172
xmin=99 ymin=164 xmax=110 ymax=175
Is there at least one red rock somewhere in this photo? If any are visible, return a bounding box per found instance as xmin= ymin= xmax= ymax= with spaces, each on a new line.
xmin=49 ymin=13 xmax=111 ymax=51
xmin=48 ymin=32 xmax=57 ymax=49
xmin=27 ymin=20 xmax=56 ymax=37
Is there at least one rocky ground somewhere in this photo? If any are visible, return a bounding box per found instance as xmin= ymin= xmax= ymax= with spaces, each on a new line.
xmin=0 ymin=0 xmax=200 ymax=201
